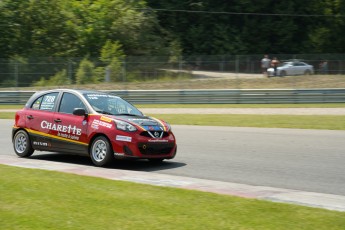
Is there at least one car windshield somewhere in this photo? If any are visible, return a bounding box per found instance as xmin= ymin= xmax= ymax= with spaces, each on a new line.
xmin=280 ymin=62 xmax=293 ymax=67
xmin=83 ymin=93 xmax=142 ymax=116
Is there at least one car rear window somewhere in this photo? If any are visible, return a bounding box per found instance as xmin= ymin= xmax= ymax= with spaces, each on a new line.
xmin=31 ymin=92 xmax=58 ymax=111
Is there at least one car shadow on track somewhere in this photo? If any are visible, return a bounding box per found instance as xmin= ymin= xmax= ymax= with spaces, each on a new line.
xmin=30 ymin=153 xmax=186 ymax=172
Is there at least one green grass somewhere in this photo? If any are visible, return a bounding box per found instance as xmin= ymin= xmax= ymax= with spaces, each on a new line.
xmin=0 ymin=112 xmax=15 ymax=119
xmin=1 ymin=164 xmax=344 ymax=230
xmin=0 ymin=105 xmax=24 ymax=109
xmin=148 ymin=114 xmax=345 ymax=130
xmin=3 ymin=74 xmax=345 ymax=90
xmin=137 ymin=103 xmax=345 ymax=108
xmin=2 ymin=112 xmax=345 ymax=130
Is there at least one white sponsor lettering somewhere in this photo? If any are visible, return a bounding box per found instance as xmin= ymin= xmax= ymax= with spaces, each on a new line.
xmin=116 ymin=135 xmax=132 ymax=142
xmin=57 ymin=132 xmax=80 ymax=141
xmin=33 ymin=141 xmax=49 ymax=147
xmin=91 ymin=120 xmax=113 ymax=129
xmin=41 ymin=120 xmax=82 ymax=136
xmin=128 ymin=118 xmax=153 ymax=122
xmin=148 ymin=139 xmax=169 ymax=142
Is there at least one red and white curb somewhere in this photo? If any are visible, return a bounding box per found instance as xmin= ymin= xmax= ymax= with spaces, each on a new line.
xmin=1 ymin=155 xmax=344 ymax=212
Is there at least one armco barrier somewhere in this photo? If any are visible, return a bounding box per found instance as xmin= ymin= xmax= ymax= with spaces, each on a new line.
xmin=0 ymin=89 xmax=345 ymax=105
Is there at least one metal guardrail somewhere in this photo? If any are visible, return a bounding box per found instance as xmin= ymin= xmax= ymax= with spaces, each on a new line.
xmin=0 ymin=89 xmax=345 ymax=105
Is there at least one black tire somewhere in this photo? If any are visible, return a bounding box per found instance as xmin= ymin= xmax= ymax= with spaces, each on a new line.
xmin=89 ymin=136 xmax=113 ymax=166
xmin=304 ymin=70 xmax=311 ymax=75
xmin=148 ymin=158 xmax=164 ymax=164
xmin=280 ymin=70 xmax=286 ymax=77
xmin=13 ymin=130 xmax=34 ymax=157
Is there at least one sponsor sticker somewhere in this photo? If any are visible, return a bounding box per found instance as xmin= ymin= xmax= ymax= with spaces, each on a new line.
xmin=148 ymin=139 xmax=168 ymax=142
xmin=100 ymin=116 xmax=112 ymax=123
xmin=33 ymin=141 xmax=50 ymax=147
xmin=91 ymin=119 xmax=113 ymax=129
xmin=116 ymin=135 xmax=132 ymax=142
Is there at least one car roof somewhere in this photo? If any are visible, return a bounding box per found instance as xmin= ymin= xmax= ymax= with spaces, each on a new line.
xmin=32 ymin=88 xmax=116 ymax=96
xmin=25 ymin=89 xmax=120 ymax=108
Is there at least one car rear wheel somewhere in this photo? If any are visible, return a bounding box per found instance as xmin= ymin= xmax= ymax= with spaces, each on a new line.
xmin=13 ymin=130 xmax=34 ymax=157
xmin=90 ymin=136 xmax=113 ymax=166
xmin=280 ymin=70 xmax=286 ymax=77
xmin=304 ymin=70 xmax=311 ymax=75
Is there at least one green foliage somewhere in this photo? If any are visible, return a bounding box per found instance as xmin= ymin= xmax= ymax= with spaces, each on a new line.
xmin=100 ymin=40 xmax=125 ymax=63
xmin=100 ymin=40 xmax=126 ymax=82
xmin=1 ymin=0 xmax=344 ymax=58
xmin=1 ymin=0 xmax=345 ymax=87
xmin=76 ymin=58 xmax=97 ymax=84
xmin=168 ymin=39 xmax=183 ymax=63
xmin=32 ymin=70 xmax=71 ymax=87
xmin=147 ymin=0 xmax=345 ymax=54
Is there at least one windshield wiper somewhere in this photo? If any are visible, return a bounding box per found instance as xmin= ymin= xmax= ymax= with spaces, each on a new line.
xmin=95 ymin=110 xmax=115 ymax=115
xmin=117 ymin=113 xmax=140 ymax=116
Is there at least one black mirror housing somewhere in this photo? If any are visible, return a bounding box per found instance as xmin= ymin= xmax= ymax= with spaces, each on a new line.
xmin=73 ymin=108 xmax=87 ymax=116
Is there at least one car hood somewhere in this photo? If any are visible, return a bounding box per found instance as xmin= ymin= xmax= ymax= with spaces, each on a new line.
xmin=114 ymin=115 xmax=166 ymax=131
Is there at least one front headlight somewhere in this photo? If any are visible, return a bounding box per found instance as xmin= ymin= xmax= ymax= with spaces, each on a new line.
xmin=115 ymin=120 xmax=137 ymax=132
xmin=165 ymin=122 xmax=172 ymax=132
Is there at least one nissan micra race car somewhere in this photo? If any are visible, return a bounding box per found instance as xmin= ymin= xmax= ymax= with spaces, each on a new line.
xmin=12 ymin=89 xmax=177 ymax=166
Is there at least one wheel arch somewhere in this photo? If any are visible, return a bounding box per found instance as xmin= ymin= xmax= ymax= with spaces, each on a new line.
xmin=278 ymin=70 xmax=287 ymax=77
xmin=88 ymin=133 xmax=113 ymax=155
xmin=12 ymin=127 xmax=29 ymax=141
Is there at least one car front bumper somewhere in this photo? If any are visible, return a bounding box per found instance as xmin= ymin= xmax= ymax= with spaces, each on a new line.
xmin=111 ymin=131 xmax=177 ymax=160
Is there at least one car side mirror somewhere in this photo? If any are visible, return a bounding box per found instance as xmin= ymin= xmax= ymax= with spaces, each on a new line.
xmin=73 ymin=108 xmax=87 ymax=116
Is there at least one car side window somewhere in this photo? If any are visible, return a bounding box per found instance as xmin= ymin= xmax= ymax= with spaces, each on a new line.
xmin=59 ymin=93 xmax=86 ymax=114
xmin=31 ymin=92 xmax=58 ymax=111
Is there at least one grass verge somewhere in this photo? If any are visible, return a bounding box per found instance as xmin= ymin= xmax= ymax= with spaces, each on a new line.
xmin=149 ymin=114 xmax=345 ymax=130
xmin=137 ymin=103 xmax=345 ymax=108
xmin=1 ymin=164 xmax=344 ymax=230
xmin=2 ymin=74 xmax=345 ymax=90
xmin=0 ymin=112 xmax=15 ymax=119
xmin=1 ymin=112 xmax=345 ymax=130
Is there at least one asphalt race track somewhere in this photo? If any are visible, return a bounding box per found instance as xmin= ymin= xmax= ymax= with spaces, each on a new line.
xmin=2 ymin=119 xmax=345 ymax=210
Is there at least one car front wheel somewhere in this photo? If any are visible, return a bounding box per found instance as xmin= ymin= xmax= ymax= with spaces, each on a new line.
xmin=13 ymin=130 xmax=34 ymax=157
xmin=148 ymin=158 xmax=164 ymax=164
xmin=90 ymin=136 xmax=113 ymax=166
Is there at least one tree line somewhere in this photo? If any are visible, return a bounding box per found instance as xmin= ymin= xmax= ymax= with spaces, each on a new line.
xmin=147 ymin=0 xmax=345 ymax=55
xmin=0 ymin=0 xmax=344 ymax=86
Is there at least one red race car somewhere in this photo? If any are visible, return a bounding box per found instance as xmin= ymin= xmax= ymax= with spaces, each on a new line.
xmin=12 ymin=89 xmax=177 ymax=166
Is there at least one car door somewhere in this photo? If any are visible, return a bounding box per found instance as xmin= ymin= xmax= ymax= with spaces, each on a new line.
xmin=295 ymin=62 xmax=306 ymax=75
xmin=288 ymin=62 xmax=298 ymax=75
xmin=25 ymin=92 xmax=59 ymax=150
xmin=50 ymin=92 xmax=89 ymax=154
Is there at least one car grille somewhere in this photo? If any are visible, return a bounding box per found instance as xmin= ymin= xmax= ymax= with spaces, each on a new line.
xmin=140 ymin=131 xmax=169 ymax=138
xmin=138 ymin=142 xmax=175 ymax=155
